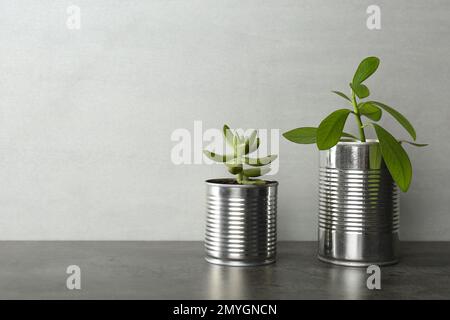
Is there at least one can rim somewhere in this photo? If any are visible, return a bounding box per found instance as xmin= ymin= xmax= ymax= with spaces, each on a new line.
xmin=337 ymin=139 xmax=379 ymax=145
xmin=205 ymin=178 xmax=278 ymax=188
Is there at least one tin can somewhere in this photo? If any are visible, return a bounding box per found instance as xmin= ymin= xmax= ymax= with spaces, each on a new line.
xmin=318 ymin=141 xmax=399 ymax=266
xmin=205 ymin=179 xmax=278 ymax=266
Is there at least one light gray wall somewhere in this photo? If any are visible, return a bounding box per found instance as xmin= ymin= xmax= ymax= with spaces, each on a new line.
xmin=0 ymin=0 xmax=449 ymax=240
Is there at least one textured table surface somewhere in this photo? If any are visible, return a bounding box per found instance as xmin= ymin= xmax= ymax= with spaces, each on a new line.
xmin=0 ymin=241 xmax=449 ymax=299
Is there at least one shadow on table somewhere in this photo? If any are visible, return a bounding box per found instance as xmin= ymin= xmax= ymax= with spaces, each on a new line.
xmin=203 ymin=260 xmax=371 ymax=299
xmin=204 ymin=263 xmax=276 ymax=299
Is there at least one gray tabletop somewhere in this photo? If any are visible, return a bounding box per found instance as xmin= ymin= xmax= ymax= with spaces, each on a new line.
xmin=0 ymin=241 xmax=449 ymax=299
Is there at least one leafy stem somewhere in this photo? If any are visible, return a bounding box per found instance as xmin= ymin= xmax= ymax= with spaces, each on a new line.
xmin=351 ymin=90 xmax=366 ymax=142
xmin=283 ymin=56 xmax=427 ymax=192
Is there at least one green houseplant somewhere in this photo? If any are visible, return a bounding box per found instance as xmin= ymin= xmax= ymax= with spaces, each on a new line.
xmin=283 ymin=57 xmax=426 ymax=266
xmin=203 ymin=125 xmax=277 ymax=185
xmin=284 ymin=56 xmax=426 ymax=192
xmin=203 ymin=125 xmax=278 ymax=266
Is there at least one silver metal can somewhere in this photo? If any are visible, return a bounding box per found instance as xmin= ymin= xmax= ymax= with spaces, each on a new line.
xmin=205 ymin=179 xmax=278 ymax=266
xmin=318 ymin=140 xmax=399 ymax=266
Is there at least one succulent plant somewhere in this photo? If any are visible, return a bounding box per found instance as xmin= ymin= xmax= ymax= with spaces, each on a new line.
xmin=283 ymin=56 xmax=427 ymax=192
xmin=203 ymin=125 xmax=277 ymax=185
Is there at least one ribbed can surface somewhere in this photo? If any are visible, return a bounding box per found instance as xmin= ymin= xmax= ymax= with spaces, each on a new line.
xmin=205 ymin=179 xmax=278 ymax=266
xmin=318 ymin=141 xmax=399 ymax=266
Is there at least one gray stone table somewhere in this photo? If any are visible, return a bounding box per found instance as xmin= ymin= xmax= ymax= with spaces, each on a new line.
xmin=0 ymin=241 xmax=448 ymax=299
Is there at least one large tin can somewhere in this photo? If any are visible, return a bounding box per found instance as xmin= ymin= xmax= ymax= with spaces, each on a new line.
xmin=318 ymin=141 xmax=399 ymax=266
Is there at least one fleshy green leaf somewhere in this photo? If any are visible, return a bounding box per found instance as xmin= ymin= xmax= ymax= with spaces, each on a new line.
xmin=232 ymin=135 xmax=239 ymax=157
xmin=244 ymin=155 xmax=278 ymax=167
xmin=245 ymin=137 xmax=260 ymax=155
xmin=317 ymin=109 xmax=352 ymax=150
xmin=225 ymin=158 xmax=243 ymax=174
xmin=283 ymin=127 xmax=357 ymax=144
xmin=332 ymin=90 xmax=351 ymax=102
xmin=237 ymin=140 xmax=248 ymax=157
xmin=243 ymin=167 xmax=270 ymax=177
xmin=350 ymin=82 xmax=370 ymax=99
xmin=352 ymin=56 xmax=380 ymax=85
xmin=399 ymin=140 xmax=428 ymax=147
xmin=223 ymin=124 xmax=235 ymax=146
xmin=203 ymin=150 xmax=233 ymax=163
xmin=359 ymin=102 xmax=382 ymax=121
xmin=244 ymin=130 xmax=258 ymax=154
xmin=370 ymin=101 xmax=417 ymax=140
xmin=227 ymin=165 xmax=243 ymax=175
xmin=245 ymin=130 xmax=258 ymax=149
xmin=235 ymin=131 xmax=245 ymax=144
xmin=373 ymin=124 xmax=412 ymax=192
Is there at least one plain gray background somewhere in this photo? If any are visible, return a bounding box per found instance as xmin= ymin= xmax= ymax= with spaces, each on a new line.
xmin=0 ymin=0 xmax=448 ymax=240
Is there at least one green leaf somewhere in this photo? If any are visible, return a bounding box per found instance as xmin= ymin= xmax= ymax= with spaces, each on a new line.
xmin=370 ymin=101 xmax=417 ymax=140
xmin=373 ymin=124 xmax=412 ymax=192
xmin=341 ymin=132 xmax=359 ymax=140
xmin=352 ymin=56 xmax=380 ymax=85
xmin=203 ymin=150 xmax=233 ymax=163
xmin=283 ymin=127 xmax=318 ymax=144
xmin=232 ymin=135 xmax=239 ymax=157
xmin=225 ymin=158 xmax=243 ymax=174
xmin=369 ymin=143 xmax=383 ymax=169
xmin=399 ymin=140 xmax=428 ymax=147
xmin=246 ymin=130 xmax=257 ymax=148
xmin=244 ymin=155 xmax=278 ymax=167
xmin=244 ymin=130 xmax=258 ymax=154
xmin=283 ymin=127 xmax=357 ymax=144
xmin=359 ymin=102 xmax=382 ymax=121
xmin=243 ymin=167 xmax=270 ymax=177
xmin=227 ymin=165 xmax=243 ymax=175
xmin=350 ymin=82 xmax=370 ymax=99
xmin=245 ymin=137 xmax=260 ymax=155
xmin=223 ymin=124 xmax=235 ymax=146
xmin=332 ymin=91 xmax=351 ymax=102
xmin=235 ymin=131 xmax=245 ymax=144
xmin=317 ymin=109 xmax=352 ymax=150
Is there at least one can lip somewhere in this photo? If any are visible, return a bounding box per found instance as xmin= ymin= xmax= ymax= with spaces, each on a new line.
xmin=205 ymin=178 xmax=278 ymax=187
xmin=337 ymin=139 xmax=379 ymax=145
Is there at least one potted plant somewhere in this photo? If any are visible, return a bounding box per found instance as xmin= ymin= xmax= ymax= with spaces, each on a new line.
xmin=203 ymin=125 xmax=278 ymax=266
xmin=283 ymin=57 xmax=427 ymax=266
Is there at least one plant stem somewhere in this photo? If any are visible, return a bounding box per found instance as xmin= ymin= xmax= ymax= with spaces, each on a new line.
xmin=351 ymin=90 xmax=366 ymax=142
